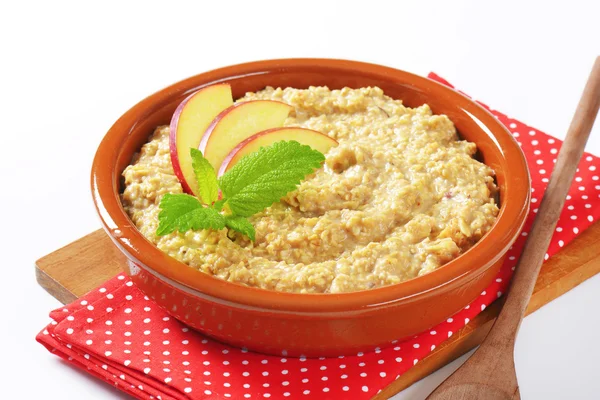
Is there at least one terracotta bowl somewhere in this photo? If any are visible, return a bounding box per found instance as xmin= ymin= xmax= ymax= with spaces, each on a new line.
xmin=91 ymin=59 xmax=530 ymax=357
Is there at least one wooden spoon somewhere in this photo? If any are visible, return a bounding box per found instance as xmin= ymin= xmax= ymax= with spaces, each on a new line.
xmin=426 ymin=56 xmax=600 ymax=400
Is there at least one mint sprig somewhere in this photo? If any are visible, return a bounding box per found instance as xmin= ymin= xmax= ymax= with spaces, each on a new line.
xmin=156 ymin=141 xmax=325 ymax=240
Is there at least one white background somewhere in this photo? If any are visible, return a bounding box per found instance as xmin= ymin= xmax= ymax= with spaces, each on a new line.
xmin=1 ymin=0 xmax=599 ymax=399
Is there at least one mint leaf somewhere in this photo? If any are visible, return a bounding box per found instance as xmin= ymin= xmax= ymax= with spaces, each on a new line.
xmin=157 ymin=193 xmax=225 ymax=236
xmin=212 ymin=198 xmax=227 ymax=211
xmin=190 ymin=148 xmax=218 ymax=205
xmin=219 ymin=141 xmax=324 ymax=217
xmin=225 ymin=215 xmax=256 ymax=241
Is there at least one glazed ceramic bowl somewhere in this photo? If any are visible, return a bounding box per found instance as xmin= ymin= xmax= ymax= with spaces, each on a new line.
xmin=92 ymin=59 xmax=530 ymax=357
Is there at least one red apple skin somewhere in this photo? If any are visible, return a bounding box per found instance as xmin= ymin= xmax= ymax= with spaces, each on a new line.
xmin=169 ymin=84 xmax=232 ymax=195
xmin=169 ymin=92 xmax=196 ymax=195
xmin=218 ymin=127 xmax=338 ymax=176
xmin=198 ymin=100 xmax=293 ymax=169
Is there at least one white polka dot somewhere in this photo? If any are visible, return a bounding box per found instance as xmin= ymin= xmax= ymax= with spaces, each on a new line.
xmin=395 ymin=357 xmax=402 ymax=362
xmin=509 ymin=122 xmax=517 ymax=128
xmin=342 ymin=386 xmax=349 ymax=391
xmin=574 ymin=227 xmax=579 ymax=234
xmin=448 ymin=331 xmax=453 ymax=338
xmin=184 ymin=388 xmax=192 ymax=393
xmin=532 ymin=140 xmax=539 ymax=145
xmin=447 ymin=318 xmax=453 ymax=323
xmin=323 ymin=388 xmax=329 ymax=392
xmin=86 ymin=340 xmax=93 ymax=345
xmin=431 ymin=344 xmax=436 ymax=351
xmin=124 ymin=360 xmax=131 ymax=366
xmin=303 ymin=390 xmax=310 ymax=395
xmin=586 ymin=156 xmax=593 ymax=161
xmin=413 ymin=343 xmax=420 ymax=349
xmin=66 ymin=328 xmax=74 ymax=335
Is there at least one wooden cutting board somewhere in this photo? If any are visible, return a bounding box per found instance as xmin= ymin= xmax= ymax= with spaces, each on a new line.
xmin=36 ymin=222 xmax=600 ymax=399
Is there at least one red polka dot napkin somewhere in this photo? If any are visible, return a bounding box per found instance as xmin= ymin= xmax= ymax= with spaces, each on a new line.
xmin=37 ymin=74 xmax=600 ymax=399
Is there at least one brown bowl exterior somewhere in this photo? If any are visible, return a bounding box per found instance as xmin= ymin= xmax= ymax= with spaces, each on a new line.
xmin=92 ymin=59 xmax=530 ymax=357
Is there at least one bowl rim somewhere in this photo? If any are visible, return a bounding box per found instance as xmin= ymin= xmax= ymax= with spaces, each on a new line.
xmin=91 ymin=58 xmax=530 ymax=313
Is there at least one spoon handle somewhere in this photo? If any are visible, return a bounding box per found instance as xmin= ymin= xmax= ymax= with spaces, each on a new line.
xmin=495 ymin=56 xmax=600 ymax=336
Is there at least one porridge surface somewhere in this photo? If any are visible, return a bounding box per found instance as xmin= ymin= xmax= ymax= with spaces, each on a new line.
xmin=122 ymin=86 xmax=499 ymax=293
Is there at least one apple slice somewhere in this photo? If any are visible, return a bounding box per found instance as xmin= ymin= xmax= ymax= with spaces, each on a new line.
xmin=218 ymin=127 xmax=338 ymax=176
xmin=170 ymin=84 xmax=233 ymax=195
xmin=199 ymin=100 xmax=293 ymax=169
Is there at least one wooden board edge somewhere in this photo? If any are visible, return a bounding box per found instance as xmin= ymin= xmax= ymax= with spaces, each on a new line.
xmin=35 ymin=261 xmax=78 ymax=304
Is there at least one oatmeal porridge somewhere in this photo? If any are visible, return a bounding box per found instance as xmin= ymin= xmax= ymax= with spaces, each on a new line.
xmin=121 ymin=86 xmax=499 ymax=293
